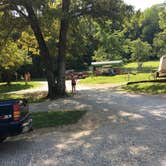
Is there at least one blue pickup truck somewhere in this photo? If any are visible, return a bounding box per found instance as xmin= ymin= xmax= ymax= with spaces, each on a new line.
xmin=0 ymin=99 xmax=32 ymax=142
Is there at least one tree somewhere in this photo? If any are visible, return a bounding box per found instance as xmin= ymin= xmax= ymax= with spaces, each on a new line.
xmin=0 ymin=40 xmax=28 ymax=84
xmin=153 ymin=31 xmax=166 ymax=56
xmin=0 ymin=0 xmax=55 ymax=97
xmin=123 ymin=10 xmax=142 ymax=40
xmin=57 ymin=0 xmax=70 ymax=96
xmin=0 ymin=0 xmax=70 ymax=98
xmin=0 ymin=0 xmax=134 ymax=97
xmin=130 ymin=38 xmax=152 ymax=70
xmin=141 ymin=6 xmax=160 ymax=44
xmin=153 ymin=9 xmax=166 ymax=57
xmin=92 ymin=20 xmax=127 ymax=61
xmin=23 ymin=1 xmax=57 ymax=98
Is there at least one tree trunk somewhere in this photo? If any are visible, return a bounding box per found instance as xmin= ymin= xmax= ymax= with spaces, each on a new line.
xmin=6 ymin=70 xmax=12 ymax=86
xmin=57 ymin=0 xmax=70 ymax=96
xmin=24 ymin=2 xmax=56 ymax=98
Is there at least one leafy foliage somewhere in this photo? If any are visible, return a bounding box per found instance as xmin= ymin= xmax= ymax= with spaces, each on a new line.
xmin=0 ymin=40 xmax=29 ymax=70
xmin=130 ymin=38 xmax=152 ymax=66
xmin=153 ymin=9 xmax=166 ymax=56
xmin=141 ymin=6 xmax=160 ymax=44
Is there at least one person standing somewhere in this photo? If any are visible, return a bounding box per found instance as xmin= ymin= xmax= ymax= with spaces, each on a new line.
xmin=71 ymin=74 xmax=76 ymax=94
xmin=24 ymin=72 xmax=31 ymax=85
xmin=24 ymin=72 xmax=28 ymax=85
xmin=27 ymin=72 xmax=31 ymax=81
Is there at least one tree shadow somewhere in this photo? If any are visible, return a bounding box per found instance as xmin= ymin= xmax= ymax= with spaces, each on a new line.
xmin=0 ymin=89 xmax=166 ymax=165
xmin=0 ymin=83 xmax=33 ymax=93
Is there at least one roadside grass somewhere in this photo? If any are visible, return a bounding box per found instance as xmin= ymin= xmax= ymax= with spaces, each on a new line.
xmin=0 ymin=81 xmax=45 ymax=103
xmin=0 ymin=92 xmax=47 ymax=103
xmin=0 ymin=81 xmax=42 ymax=93
xmin=123 ymin=61 xmax=159 ymax=71
xmin=0 ymin=81 xmax=73 ymax=103
xmin=122 ymin=82 xmax=166 ymax=94
xmin=80 ymin=73 xmax=151 ymax=84
xmin=31 ymin=110 xmax=86 ymax=129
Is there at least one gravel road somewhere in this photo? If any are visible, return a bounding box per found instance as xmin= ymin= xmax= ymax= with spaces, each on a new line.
xmin=0 ymin=86 xmax=166 ymax=166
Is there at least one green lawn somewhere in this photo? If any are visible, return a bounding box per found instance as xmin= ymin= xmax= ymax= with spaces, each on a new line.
xmin=0 ymin=81 xmax=42 ymax=93
xmin=0 ymin=81 xmax=45 ymax=103
xmin=81 ymin=61 xmax=161 ymax=85
xmin=123 ymin=61 xmax=159 ymax=71
xmin=80 ymin=73 xmax=151 ymax=84
xmin=0 ymin=92 xmax=47 ymax=103
xmin=122 ymin=82 xmax=166 ymax=94
xmin=31 ymin=110 xmax=86 ymax=129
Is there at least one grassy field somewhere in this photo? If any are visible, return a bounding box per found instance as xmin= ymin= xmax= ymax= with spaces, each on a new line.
xmin=80 ymin=61 xmax=161 ymax=85
xmin=122 ymin=82 xmax=166 ymax=94
xmin=80 ymin=73 xmax=151 ymax=84
xmin=0 ymin=81 xmax=42 ymax=93
xmin=31 ymin=110 xmax=86 ymax=129
xmin=0 ymin=92 xmax=47 ymax=103
xmin=123 ymin=61 xmax=159 ymax=71
xmin=0 ymin=81 xmax=45 ymax=103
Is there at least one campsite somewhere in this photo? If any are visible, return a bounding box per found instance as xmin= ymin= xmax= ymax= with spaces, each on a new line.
xmin=0 ymin=1 xmax=166 ymax=166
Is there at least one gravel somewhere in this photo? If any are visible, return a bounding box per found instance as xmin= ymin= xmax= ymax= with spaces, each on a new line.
xmin=0 ymin=87 xmax=166 ymax=166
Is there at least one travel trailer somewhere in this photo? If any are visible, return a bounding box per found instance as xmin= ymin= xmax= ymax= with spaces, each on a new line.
xmin=157 ymin=55 xmax=166 ymax=77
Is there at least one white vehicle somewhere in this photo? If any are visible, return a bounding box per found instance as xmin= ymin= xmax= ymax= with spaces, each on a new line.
xmin=157 ymin=55 xmax=166 ymax=77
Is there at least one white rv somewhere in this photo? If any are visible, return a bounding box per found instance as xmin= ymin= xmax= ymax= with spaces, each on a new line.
xmin=157 ymin=55 xmax=166 ymax=77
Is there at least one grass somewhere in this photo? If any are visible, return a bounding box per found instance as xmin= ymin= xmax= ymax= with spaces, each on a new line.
xmin=0 ymin=81 xmax=45 ymax=103
xmin=122 ymin=82 xmax=166 ymax=94
xmin=0 ymin=92 xmax=47 ymax=103
xmin=81 ymin=61 xmax=160 ymax=85
xmin=123 ymin=61 xmax=159 ymax=71
xmin=0 ymin=81 xmax=73 ymax=103
xmin=0 ymin=81 xmax=42 ymax=93
xmin=80 ymin=72 xmax=166 ymax=95
xmin=80 ymin=73 xmax=151 ymax=84
xmin=31 ymin=110 xmax=86 ymax=129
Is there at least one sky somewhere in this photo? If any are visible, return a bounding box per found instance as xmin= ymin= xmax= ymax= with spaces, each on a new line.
xmin=123 ymin=0 xmax=165 ymax=11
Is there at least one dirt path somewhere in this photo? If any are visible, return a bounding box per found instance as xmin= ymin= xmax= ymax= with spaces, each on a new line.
xmin=0 ymin=85 xmax=166 ymax=166
xmin=7 ymin=80 xmax=124 ymax=95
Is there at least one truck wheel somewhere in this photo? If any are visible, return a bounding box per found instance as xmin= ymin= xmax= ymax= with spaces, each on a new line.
xmin=0 ymin=137 xmax=6 ymax=143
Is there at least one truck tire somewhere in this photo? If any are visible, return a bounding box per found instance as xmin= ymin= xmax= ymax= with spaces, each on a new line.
xmin=0 ymin=137 xmax=7 ymax=143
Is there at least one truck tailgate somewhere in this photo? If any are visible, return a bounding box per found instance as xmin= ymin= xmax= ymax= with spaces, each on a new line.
xmin=0 ymin=102 xmax=13 ymax=122
xmin=0 ymin=99 xmax=31 ymax=137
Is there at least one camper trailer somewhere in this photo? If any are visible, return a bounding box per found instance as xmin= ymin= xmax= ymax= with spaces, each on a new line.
xmin=157 ymin=55 xmax=166 ymax=77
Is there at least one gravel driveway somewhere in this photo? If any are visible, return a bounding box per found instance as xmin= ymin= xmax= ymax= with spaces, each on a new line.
xmin=0 ymin=86 xmax=166 ymax=166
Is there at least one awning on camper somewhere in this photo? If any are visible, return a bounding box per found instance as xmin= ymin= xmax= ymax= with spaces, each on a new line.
xmin=91 ymin=60 xmax=122 ymax=66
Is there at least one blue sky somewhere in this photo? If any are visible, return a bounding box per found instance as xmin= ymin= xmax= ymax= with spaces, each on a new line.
xmin=124 ymin=0 xmax=165 ymax=11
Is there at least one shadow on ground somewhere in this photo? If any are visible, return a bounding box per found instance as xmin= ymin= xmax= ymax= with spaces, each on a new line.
xmin=0 ymin=83 xmax=34 ymax=93
xmin=0 ymin=89 xmax=166 ymax=166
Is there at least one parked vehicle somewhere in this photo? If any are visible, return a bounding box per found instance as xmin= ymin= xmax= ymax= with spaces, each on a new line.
xmin=0 ymin=99 xmax=32 ymax=143
xmin=66 ymin=70 xmax=89 ymax=80
xmin=156 ymin=55 xmax=166 ymax=77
